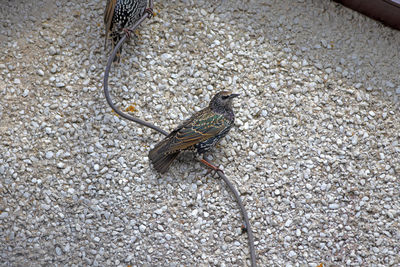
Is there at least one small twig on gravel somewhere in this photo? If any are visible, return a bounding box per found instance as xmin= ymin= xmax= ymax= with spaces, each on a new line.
xmin=102 ymin=1 xmax=256 ymax=266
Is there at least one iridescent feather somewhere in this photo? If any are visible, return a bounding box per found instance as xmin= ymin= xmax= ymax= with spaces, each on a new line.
xmin=149 ymin=91 xmax=239 ymax=173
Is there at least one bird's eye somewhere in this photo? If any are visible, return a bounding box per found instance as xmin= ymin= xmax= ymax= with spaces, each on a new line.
xmin=221 ymin=95 xmax=229 ymax=100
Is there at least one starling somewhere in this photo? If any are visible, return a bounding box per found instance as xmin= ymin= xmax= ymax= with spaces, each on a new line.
xmin=149 ymin=91 xmax=239 ymax=174
xmin=104 ymin=0 xmax=150 ymax=62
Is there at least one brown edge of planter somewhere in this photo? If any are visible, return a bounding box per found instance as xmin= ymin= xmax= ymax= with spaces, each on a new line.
xmin=333 ymin=0 xmax=400 ymax=30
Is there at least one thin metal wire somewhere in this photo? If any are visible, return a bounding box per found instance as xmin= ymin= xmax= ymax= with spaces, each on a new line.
xmin=102 ymin=1 xmax=256 ymax=266
xmin=103 ymin=1 xmax=166 ymax=135
xmin=203 ymin=156 xmax=256 ymax=267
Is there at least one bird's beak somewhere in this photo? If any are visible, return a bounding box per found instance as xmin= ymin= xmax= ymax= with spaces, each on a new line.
xmin=230 ymin=93 xmax=240 ymax=98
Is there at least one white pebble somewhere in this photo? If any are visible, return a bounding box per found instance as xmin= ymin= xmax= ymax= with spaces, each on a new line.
xmin=45 ymin=151 xmax=54 ymax=159
xmin=161 ymin=53 xmax=171 ymax=61
xmin=352 ymin=135 xmax=358 ymax=145
xmin=329 ymin=204 xmax=339 ymax=210
xmin=56 ymin=162 xmax=65 ymax=169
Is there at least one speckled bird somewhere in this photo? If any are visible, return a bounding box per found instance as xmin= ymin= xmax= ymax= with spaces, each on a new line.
xmin=104 ymin=0 xmax=150 ymax=62
xmin=149 ymin=91 xmax=239 ymax=174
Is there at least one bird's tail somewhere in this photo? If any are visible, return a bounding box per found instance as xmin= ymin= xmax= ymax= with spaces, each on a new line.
xmin=149 ymin=138 xmax=180 ymax=174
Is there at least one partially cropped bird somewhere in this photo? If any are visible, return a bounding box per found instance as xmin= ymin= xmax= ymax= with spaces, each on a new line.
xmin=104 ymin=0 xmax=151 ymax=62
xmin=149 ymin=91 xmax=239 ymax=174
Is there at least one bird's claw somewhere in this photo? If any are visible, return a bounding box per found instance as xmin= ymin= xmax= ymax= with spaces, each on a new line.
xmin=122 ymin=28 xmax=133 ymax=39
xmin=205 ymin=166 xmax=224 ymax=176
xmin=144 ymin=8 xmax=154 ymax=18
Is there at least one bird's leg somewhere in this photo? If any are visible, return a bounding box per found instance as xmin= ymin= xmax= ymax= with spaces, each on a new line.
xmin=199 ymin=158 xmax=224 ymax=176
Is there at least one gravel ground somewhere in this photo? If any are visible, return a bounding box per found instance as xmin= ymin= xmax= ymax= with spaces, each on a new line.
xmin=1 ymin=0 xmax=400 ymax=266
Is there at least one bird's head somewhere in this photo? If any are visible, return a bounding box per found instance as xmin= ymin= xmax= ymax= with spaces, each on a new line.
xmin=209 ymin=91 xmax=239 ymax=110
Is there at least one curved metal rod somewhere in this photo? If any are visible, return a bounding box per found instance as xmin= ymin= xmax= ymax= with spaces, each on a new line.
xmin=203 ymin=155 xmax=256 ymax=267
xmin=103 ymin=0 xmax=167 ymax=135
xmin=102 ymin=1 xmax=256 ymax=266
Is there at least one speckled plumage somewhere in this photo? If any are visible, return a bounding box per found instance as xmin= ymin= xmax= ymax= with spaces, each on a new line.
xmin=104 ymin=0 xmax=148 ymax=62
xmin=149 ymin=91 xmax=239 ymax=173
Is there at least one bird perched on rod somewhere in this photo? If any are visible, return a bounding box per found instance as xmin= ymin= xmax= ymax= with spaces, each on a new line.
xmin=104 ymin=0 xmax=152 ymax=62
xmin=149 ymin=91 xmax=239 ymax=174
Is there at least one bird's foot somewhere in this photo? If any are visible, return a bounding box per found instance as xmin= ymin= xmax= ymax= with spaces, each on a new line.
xmin=199 ymin=158 xmax=224 ymax=176
xmin=122 ymin=28 xmax=134 ymax=39
xmin=123 ymin=28 xmax=141 ymax=40
xmin=144 ymin=7 xmax=155 ymax=18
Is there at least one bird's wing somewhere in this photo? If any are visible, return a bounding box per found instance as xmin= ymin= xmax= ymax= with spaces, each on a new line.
xmin=167 ymin=112 xmax=229 ymax=152
xmin=104 ymin=0 xmax=116 ymax=45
